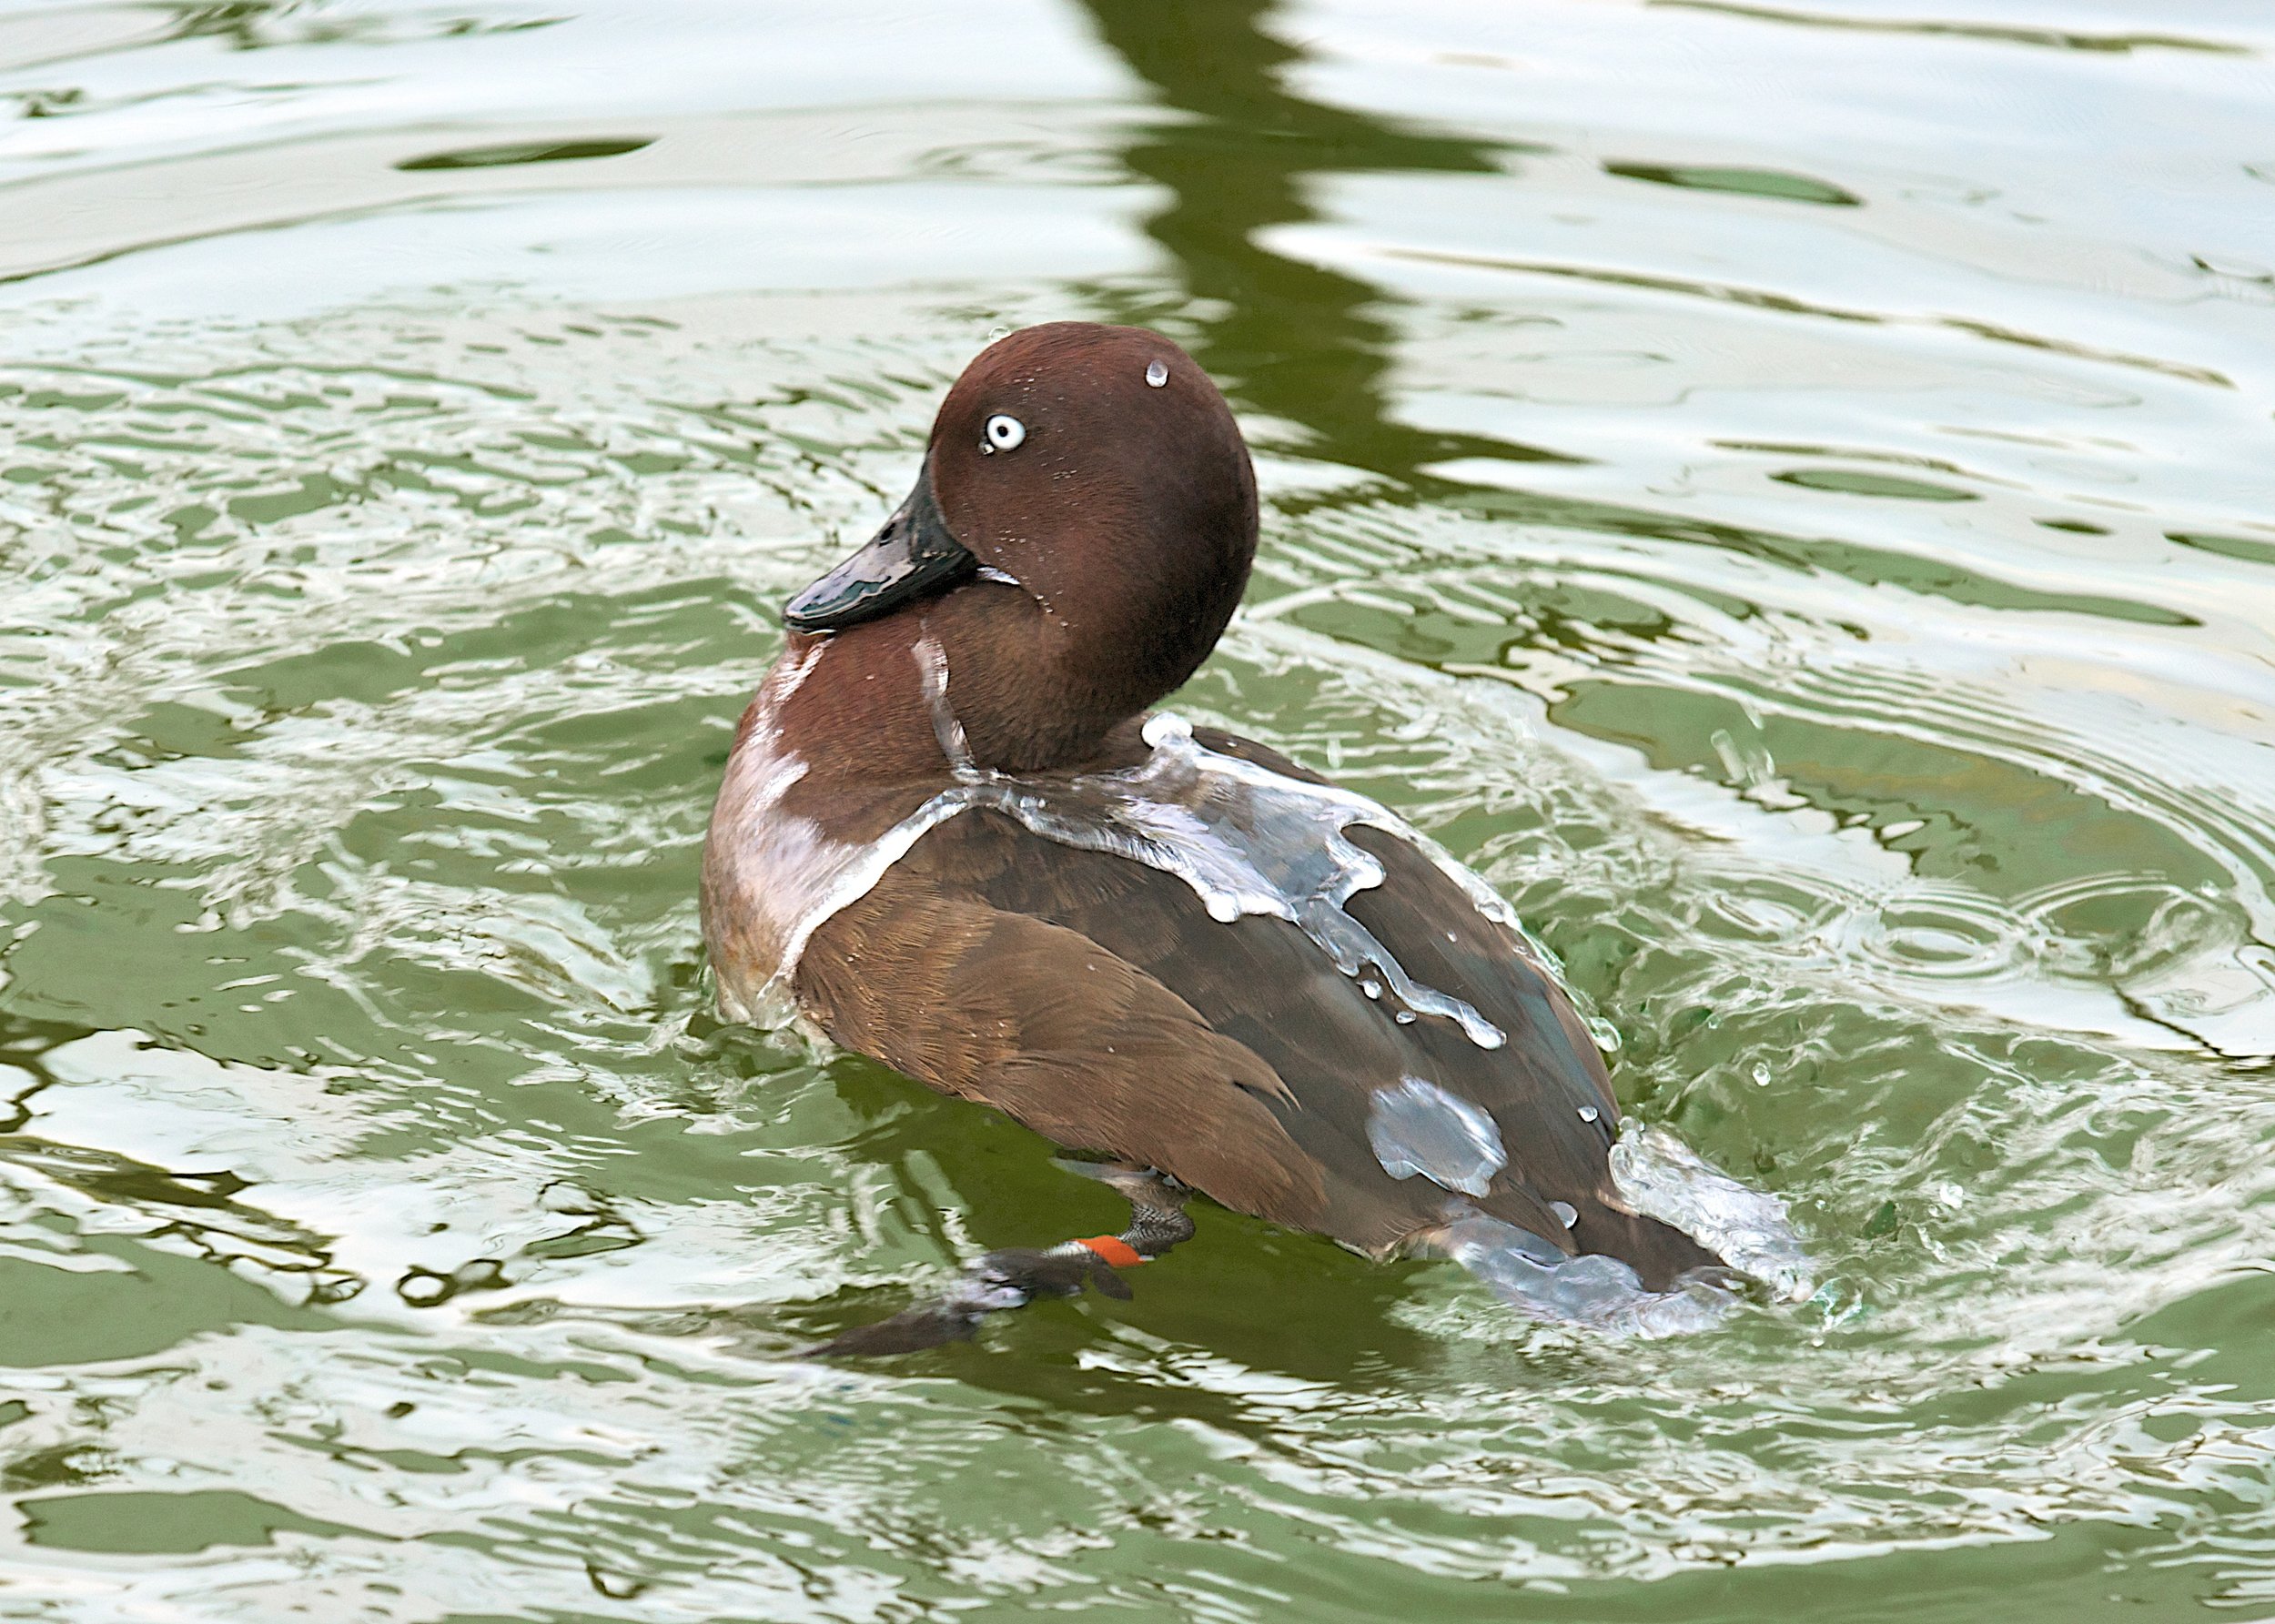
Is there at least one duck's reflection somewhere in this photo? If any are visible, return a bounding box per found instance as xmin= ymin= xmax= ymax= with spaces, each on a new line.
xmin=1077 ymin=0 xmax=1558 ymax=481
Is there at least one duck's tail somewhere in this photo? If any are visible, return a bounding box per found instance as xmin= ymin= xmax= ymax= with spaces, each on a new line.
xmin=1423 ymin=1124 xmax=1813 ymax=1337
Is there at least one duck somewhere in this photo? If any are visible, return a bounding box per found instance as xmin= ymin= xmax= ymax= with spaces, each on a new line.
xmin=703 ymin=321 xmax=1795 ymax=1354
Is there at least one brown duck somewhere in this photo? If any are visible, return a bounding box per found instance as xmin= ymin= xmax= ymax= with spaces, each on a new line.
xmin=703 ymin=322 xmax=1774 ymax=1353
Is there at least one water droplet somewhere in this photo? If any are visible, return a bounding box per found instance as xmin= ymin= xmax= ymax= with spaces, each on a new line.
xmin=1360 ymin=979 xmax=1381 ymax=999
xmin=1145 ymin=358 xmax=1168 ymax=388
xmin=1394 ymin=1011 xmax=1417 ymax=1024
xmin=1367 ymin=1077 xmax=1506 ymax=1197
xmin=1752 ymin=1061 xmax=1772 ymax=1086
xmin=1578 ymin=1105 xmax=1600 ymax=1123
xmin=1551 ymin=1200 xmax=1579 ymax=1229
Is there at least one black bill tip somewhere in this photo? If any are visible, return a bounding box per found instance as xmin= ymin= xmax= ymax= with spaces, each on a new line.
xmin=783 ymin=461 xmax=975 ymax=633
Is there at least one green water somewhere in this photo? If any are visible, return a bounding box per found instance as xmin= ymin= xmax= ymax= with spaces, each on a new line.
xmin=4 ymin=0 xmax=2274 ymax=1617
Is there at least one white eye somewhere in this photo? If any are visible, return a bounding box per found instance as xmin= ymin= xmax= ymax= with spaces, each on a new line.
xmin=982 ymin=413 xmax=1026 ymax=452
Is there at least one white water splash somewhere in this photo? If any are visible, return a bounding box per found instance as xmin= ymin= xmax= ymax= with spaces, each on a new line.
xmin=1433 ymin=1209 xmax=1733 ymax=1337
xmin=1611 ymin=1122 xmax=1815 ymax=1302
xmin=1415 ymin=1121 xmax=1813 ymax=1333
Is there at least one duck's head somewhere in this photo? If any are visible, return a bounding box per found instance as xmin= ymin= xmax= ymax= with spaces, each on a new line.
xmin=783 ymin=322 xmax=1258 ymax=772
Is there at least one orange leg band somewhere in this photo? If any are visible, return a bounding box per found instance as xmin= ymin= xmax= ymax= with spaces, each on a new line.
xmin=1075 ymin=1235 xmax=1147 ymax=1269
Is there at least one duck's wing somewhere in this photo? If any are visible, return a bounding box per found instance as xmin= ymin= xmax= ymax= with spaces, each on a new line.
xmin=1183 ymin=732 xmax=1719 ymax=1282
xmin=1188 ymin=726 xmax=1626 ymax=1155
xmin=794 ymin=861 xmax=1334 ymax=1232
xmin=795 ymin=751 xmax=1714 ymax=1285
xmin=797 ymin=841 xmax=1532 ymax=1251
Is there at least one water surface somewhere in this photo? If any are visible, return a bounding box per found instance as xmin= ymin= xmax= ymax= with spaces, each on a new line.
xmin=4 ymin=1 xmax=2275 ymax=1619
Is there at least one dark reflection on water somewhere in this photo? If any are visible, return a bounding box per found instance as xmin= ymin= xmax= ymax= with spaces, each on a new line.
xmin=1081 ymin=0 xmax=1564 ymax=477
xmin=1603 ymin=161 xmax=1861 ymax=207
xmin=396 ymin=137 xmax=657 ymax=172
xmin=1653 ymin=1 xmax=2252 ymax=56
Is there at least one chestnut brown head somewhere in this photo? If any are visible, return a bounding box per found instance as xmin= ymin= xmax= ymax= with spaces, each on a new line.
xmin=785 ymin=323 xmax=1259 ymax=768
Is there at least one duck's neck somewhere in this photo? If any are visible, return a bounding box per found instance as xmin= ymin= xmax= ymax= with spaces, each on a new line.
xmin=766 ymin=588 xmax=1149 ymax=782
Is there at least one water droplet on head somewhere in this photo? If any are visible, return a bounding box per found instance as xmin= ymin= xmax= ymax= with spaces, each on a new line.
xmin=1145 ymin=358 xmax=1168 ymax=388
xmin=987 ymin=326 xmax=1009 ymax=340
xmin=1551 ymin=1200 xmax=1579 ymax=1229
xmin=1578 ymin=1105 xmax=1600 ymax=1123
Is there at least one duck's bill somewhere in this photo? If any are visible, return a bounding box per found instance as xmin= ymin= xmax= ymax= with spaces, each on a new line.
xmin=782 ymin=460 xmax=976 ymax=632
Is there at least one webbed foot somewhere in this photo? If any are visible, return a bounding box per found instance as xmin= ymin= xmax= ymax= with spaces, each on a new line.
xmin=806 ymin=1164 xmax=1188 ymax=1357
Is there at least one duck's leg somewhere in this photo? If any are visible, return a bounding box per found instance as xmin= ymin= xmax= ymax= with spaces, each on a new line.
xmin=807 ymin=1164 xmax=1193 ymax=1357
